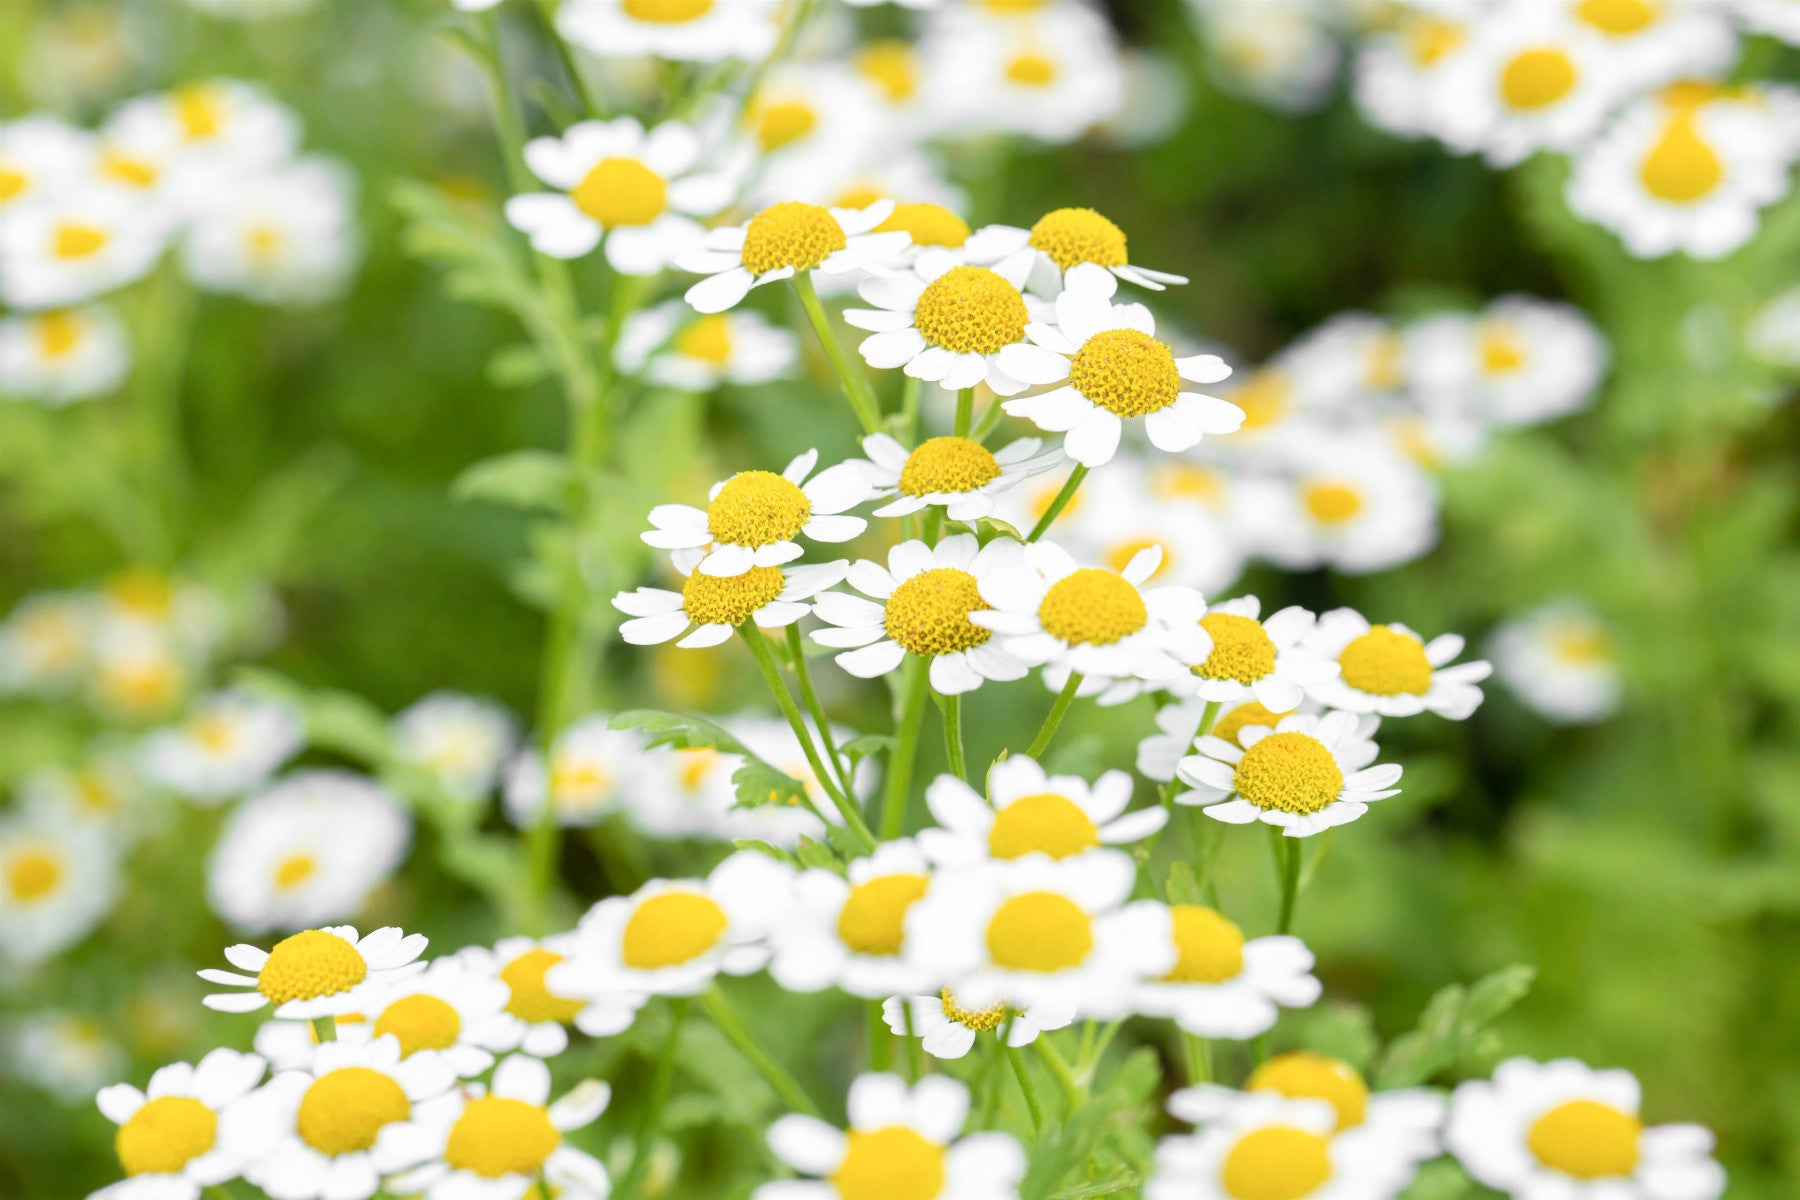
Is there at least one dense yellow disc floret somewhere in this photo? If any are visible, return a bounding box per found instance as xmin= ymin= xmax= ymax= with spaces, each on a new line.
xmin=1196 ymin=613 xmax=1277 ymax=684
xmin=899 ymin=438 xmax=1002 ymax=497
xmin=1068 ymin=329 xmax=1180 ymax=417
xmin=257 ymin=930 xmax=368 ymax=1005
xmin=1527 ymin=1099 xmax=1642 ymax=1179
xmin=830 ymin=1126 xmax=947 ymax=1200
xmin=987 ymin=793 xmax=1100 ymax=860
xmin=740 ymin=202 xmax=846 ymax=275
xmin=985 ymin=891 xmax=1093 ymax=972
xmin=1233 ymin=732 xmax=1343 ymax=815
xmin=1037 ymin=569 xmax=1148 ymax=646
xmin=836 ymin=874 xmax=931 ymax=956
xmin=913 ymin=266 xmax=1029 ymax=355
xmin=570 ymin=158 xmax=666 ymax=228
xmin=499 ymin=948 xmax=584 ymax=1025
xmin=296 ymin=1067 xmax=411 ymax=1156
xmin=116 ymin=1096 xmax=217 ymax=1177
xmin=1158 ymin=904 xmax=1246 ymax=984
xmin=1028 ymin=207 xmax=1128 ymax=270
xmin=681 ymin=566 xmax=787 ymax=628
xmin=1219 ymin=1126 xmax=1333 ymax=1200
xmin=883 ymin=568 xmax=992 ymax=657
xmin=444 ymin=1096 xmax=560 ymax=1179
xmin=620 ymin=891 xmax=729 ymax=969
xmin=1337 ymin=625 xmax=1433 ymax=696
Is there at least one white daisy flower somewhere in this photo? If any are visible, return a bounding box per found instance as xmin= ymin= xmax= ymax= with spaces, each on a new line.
xmin=200 ymin=925 xmax=428 ymax=1019
xmin=854 ymin=432 xmax=1062 ymax=522
xmin=756 ymin=1073 xmax=1026 ymax=1200
xmin=87 ymin=623 xmax=191 ymax=722
xmin=386 ymin=1054 xmax=610 ymax=1200
xmin=917 ymin=753 xmax=1167 ymax=868
xmin=0 ymin=303 xmax=130 ymax=405
xmin=767 ymin=838 xmax=942 ymax=998
xmin=679 ymin=198 xmax=911 ymax=314
xmin=92 ymin=1048 xmax=272 ymax=1200
xmin=1128 ymin=902 xmax=1320 ymax=1038
xmin=902 ymin=853 xmax=1174 ymax=1016
xmin=1490 ymin=599 xmax=1622 ymax=725
xmin=501 ymin=715 xmax=650 ymax=829
xmin=738 ymin=63 xmax=885 ymax=178
xmin=998 ymin=266 xmax=1238 ymax=466
xmin=970 ymin=540 xmax=1211 ymax=690
xmin=392 ymin=691 xmax=516 ymax=803
xmin=725 ymin=714 xmax=871 ymax=846
xmin=549 ymin=850 xmax=796 ymax=1005
xmin=881 ymin=990 xmax=1075 ymax=1061
xmin=0 ymin=115 xmax=96 ymax=214
xmin=1137 ymin=696 xmax=1299 ymax=785
xmin=505 ymin=117 xmax=731 ymax=274
xmin=96 ymin=567 xmax=229 ymax=657
xmin=1174 ymin=597 xmax=1339 ymax=713
xmin=243 ymin=1035 xmax=458 ymax=1200
xmin=1572 ymin=0 xmax=1738 ymax=93
xmin=101 ymin=79 xmax=301 ymax=206
xmin=1747 ymin=282 xmax=1800 ymax=369
xmin=1303 ymin=608 xmax=1491 ymax=719
xmin=642 ymin=448 xmax=869 ymax=578
xmin=614 ymin=557 xmax=849 ymax=649
xmin=1353 ymin=5 xmax=1479 ymax=139
xmin=1147 ymin=1089 xmax=1422 ymax=1200
xmin=1568 ymin=81 xmax=1800 ymax=261
xmin=962 ymin=205 xmax=1188 ymax=297
xmin=137 ymin=689 xmax=305 ymax=804
xmin=1193 ymin=0 xmax=1342 ymax=115
xmin=7 ymin=1013 xmax=125 ymax=1104
xmin=844 ymin=248 xmax=1048 ymax=396
xmin=181 ymin=156 xmax=361 ymax=304
xmin=331 ymin=957 xmax=514 ymax=1078
xmin=1446 ymin=1057 xmax=1725 ymax=1200
xmin=1276 ymin=312 xmax=1410 ymax=414
xmin=1405 ymin=294 xmax=1607 ymax=427
xmin=455 ymin=933 xmax=638 ymax=1056
xmin=0 ymin=590 xmax=94 ymax=695
xmin=207 ymin=771 xmax=412 ymax=934
xmin=614 ymin=299 xmax=798 ymax=391
xmin=811 ymin=534 xmax=1031 ymax=696
xmin=0 ymin=806 xmax=119 ymax=966
xmin=920 ymin=3 xmax=1125 ymax=145
xmin=1245 ymin=432 xmax=1439 ymax=575
xmin=556 ymin=0 xmax=779 ymax=63
xmin=0 ymin=186 xmax=169 ymax=309
xmin=1175 ymin=709 xmax=1402 ymax=838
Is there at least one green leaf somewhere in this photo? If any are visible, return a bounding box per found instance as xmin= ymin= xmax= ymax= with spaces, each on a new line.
xmin=451 ymin=450 xmax=572 ymax=513
xmin=487 ymin=343 xmax=552 ymax=389
xmin=794 ymin=837 xmax=842 ymax=873
xmin=1165 ymin=861 xmax=1204 ymax=906
xmin=839 ymin=733 xmax=896 ymax=767
xmin=1375 ymin=964 xmax=1536 ymax=1089
xmin=729 ymin=840 xmax=799 ymax=868
xmin=611 ymin=710 xmax=809 ymax=810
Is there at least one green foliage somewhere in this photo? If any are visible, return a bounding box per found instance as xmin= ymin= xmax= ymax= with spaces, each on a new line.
xmin=611 ymin=709 xmax=810 ymax=810
xmin=1375 ymin=966 xmax=1536 ymax=1090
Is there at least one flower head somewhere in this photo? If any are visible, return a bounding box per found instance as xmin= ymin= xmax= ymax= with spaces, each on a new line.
xmin=1128 ymin=904 xmax=1320 ymax=1038
xmin=614 ymin=299 xmax=798 ymax=391
xmin=454 ymin=933 xmax=637 ymax=1056
xmin=918 ymin=753 xmax=1166 ymax=868
xmin=1303 ymin=609 xmax=1490 ymax=720
xmin=138 ymin=689 xmax=304 ymax=804
xmin=643 ymin=448 xmax=869 ymax=577
xmin=845 ymin=250 xmax=1048 ymax=394
xmin=556 ymin=0 xmax=778 ymax=63
xmin=1176 ymin=710 xmax=1401 ymax=838
xmin=615 ymin=558 xmax=848 ymax=649
xmin=0 ymin=302 xmax=130 ymax=405
xmin=965 ymin=205 xmax=1187 ymax=296
xmin=1489 ymin=600 xmax=1621 ymax=725
xmin=680 ymin=198 xmax=910 ymax=313
xmin=94 ymin=1049 xmax=271 ymax=1197
xmin=0 ymin=805 xmax=119 ymax=966
xmin=854 ymin=432 xmax=1062 ymax=522
xmin=767 ymin=838 xmax=941 ymax=998
xmin=200 ymin=925 xmax=428 ymax=1019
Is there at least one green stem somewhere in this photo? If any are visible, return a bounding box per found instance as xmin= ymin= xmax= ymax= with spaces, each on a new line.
xmin=533 ymin=0 xmax=605 ymax=118
xmin=972 ymin=393 xmax=1007 ymax=443
xmin=786 ymin=624 xmax=853 ymax=796
xmin=1181 ymin=1032 xmax=1212 ymax=1085
xmin=903 ymin=1004 xmax=924 ymax=1080
xmin=1025 ymin=672 xmax=1083 ymax=759
xmin=1036 ymin=1037 xmax=1082 ymax=1107
xmin=310 ymin=1016 xmax=335 ymax=1044
xmin=1006 ymin=1045 xmax=1044 ymax=1131
xmin=1027 ymin=464 xmax=1088 ymax=542
xmin=792 ymin=272 xmax=882 ymax=434
xmin=980 ymin=1015 xmax=1013 ymax=1128
xmin=742 ymin=625 xmax=877 ymax=850
xmin=941 ymin=692 xmax=967 ymax=782
xmin=1141 ymin=700 xmax=1219 ymax=881
xmin=1080 ymin=1018 xmax=1125 ymax=1077
xmin=869 ymin=999 xmax=894 ymax=1072
xmin=1274 ymin=829 xmax=1302 ymax=934
xmin=954 ymin=387 xmax=973 ymax=437
xmin=616 ymin=998 xmax=688 ymax=1200
xmin=881 ymin=654 xmax=932 ymax=839
xmin=703 ymin=988 xmax=821 ymax=1117
xmin=900 ymin=374 xmax=921 ymax=442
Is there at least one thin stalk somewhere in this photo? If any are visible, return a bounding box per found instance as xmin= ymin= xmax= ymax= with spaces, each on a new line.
xmin=1181 ymin=1033 xmax=1212 ymax=1085
xmin=1025 ymin=672 xmax=1083 ymax=759
xmin=979 ymin=1023 xmax=1009 ymax=1128
xmin=703 ymin=988 xmax=821 ymax=1118
xmin=900 ymin=374 xmax=921 ymax=441
xmin=1080 ymin=1018 xmax=1126 ymax=1078
xmin=786 ymin=624 xmax=853 ymax=795
xmin=942 ymin=692 xmax=968 ymax=782
xmin=616 ymin=998 xmax=689 ymax=1200
xmin=902 ymin=1004 xmax=924 ymax=1080
xmin=881 ymin=654 xmax=931 ymax=839
xmin=1006 ymin=1046 xmax=1044 ymax=1131
xmin=1027 ymin=464 xmax=1088 ymax=542
xmin=1036 ymin=1036 xmax=1083 ymax=1108
xmin=792 ymin=272 xmax=882 ymax=434
xmin=532 ymin=0 xmax=605 ymax=119
xmin=954 ymin=387 xmax=973 ymax=437
xmin=1140 ymin=700 xmax=1219 ymax=882
xmin=1275 ymin=830 xmax=1302 ymax=934
xmin=868 ymin=999 xmax=893 ymax=1072
xmin=972 ymin=393 xmax=1007 ymax=443
xmin=310 ymin=1017 xmax=336 ymax=1044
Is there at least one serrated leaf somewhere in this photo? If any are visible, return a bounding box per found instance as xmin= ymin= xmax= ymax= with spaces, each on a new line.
xmin=729 ymin=840 xmax=798 ymax=868
xmin=794 ymin=837 xmax=841 ymax=872
xmin=612 ymin=710 xmax=809 ymax=810
xmin=839 ymin=733 xmax=895 ymax=767
xmin=487 ymin=343 xmax=552 ymax=389
xmin=1375 ymin=964 xmax=1535 ymax=1089
xmin=1462 ymin=964 xmax=1536 ymax=1028
xmin=976 ymin=516 xmax=1025 ymax=543
xmin=451 ymin=450 xmax=572 ymax=513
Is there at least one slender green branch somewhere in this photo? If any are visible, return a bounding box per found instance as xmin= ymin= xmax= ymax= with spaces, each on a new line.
xmin=954 ymin=387 xmax=974 ymax=438
xmin=1276 ymin=831 xmax=1302 ymax=934
xmin=532 ymin=0 xmax=605 ymax=119
xmin=900 ymin=374 xmax=922 ymax=442
xmin=980 ymin=1017 xmax=1014 ymax=1129
xmin=1181 ymin=1032 xmax=1212 ymax=1086
xmin=972 ymin=393 xmax=1007 ymax=443
xmin=1036 ymin=1036 xmax=1083 ymax=1108
xmin=703 ymin=987 xmax=821 ymax=1118
xmin=616 ymin=998 xmax=688 ymax=1200
xmin=868 ymin=999 xmax=894 ymax=1072
xmin=792 ymin=272 xmax=882 ymax=434
xmin=1027 ymin=464 xmax=1088 ymax=542
xmin=785 ymin=624 xmax=854 ymax=796
xmin=881 ymin=655 xmax=932 ymax=839
xmin=310 ymin=1017 xmax=335 ymax=1044
xmin=942 ymin=692 xmax=968 ymax=782
xmin=1006 ymin=1045 xmax=1044 ymax=1131
xmin=1025 ymin=672 xmax=1083 ymax=759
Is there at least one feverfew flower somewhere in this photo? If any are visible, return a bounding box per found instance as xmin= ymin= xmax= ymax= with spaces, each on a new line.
xmin=757 ymin=1074 xmax=1026 ymax=1200
xmin=1446 ymin=1058 xmax=1725 ymax=1200
xmin=501 ymin=716 xmax=647 ymax=828
xmin=92 ymin=1049 xmax=271 ymax=1200
xmin=1167 ymin=597 xmax=1337 ymax=713
xmin=1138 ymin=696 xmax=1295 ymax=785
xmin=455 ymin=934 xmax=636 ymax=1056
xmin=1194 ymin=0 xmax=1342 ymax=114
xmin=614 ymin=558 xmax=848 ymax=649
xmin=1354 ymin=5 xmax=1480 ymax=140
xmin=964 ymin=205 xmax=1188 ymax=296
xmin=1405 ymin=295 xmax=1607 ymax=427
xmin=1247 ymin=432 xmax=1439 ymax=575
xmin=0 ymin=807 xmax=119 ymax=966
xmin=137 ymin=689 xmax=305 ymax=804
xmin=0 ymin=115 xmax=96 ymax=214
xmin=1129 ymin=903 xmax=1320 ymax=1038
xmin=101 ymin=79 xmax=301 ymax=202
xmin=642 ymin=448 xmax=869 ymax=577
xmin=918 ymin=754 xmax=1166 ymax=868
xmin=1303 ymin=608 xmax=1491 ymax=719
xmin=1489 ymin=600 xmax=1622 ymax=725
xmin=845 ymin=250 xmax=1044 ymax=395
xmin=556 ymin=0 xmax=778 ymax=63
xmin=881 ymin=991 xmax=1075 ymax=1061
xmin=336 ymin=957 xmax=515 ymax=1078
xmin=767 ymin=838 xmax=941 ymax=998
xmin=921 ymin=3 xmax=1125 ymax=145
xmin=614 ymin=300 xmax=798 ymax=391
xmin=854 ymin=433 xmax=1062 ymax=522
xmin=1176 ymin=710 xmax=1402 ymax=838
xmin=207 ymin=771 xmax=412 ymax=934
xmin=180 ymin=156 xmax=361 ymax=304
xmin=0 ymin=591 xmax=94 ymax=695
xmin=0 ymin=303 xmax=130 ymax=405
xmin=999 ymin=265 xmax=1238 ymax=466
xmin=0 ymin=187 xmax=169 ymax=309
xmin=679 ymin=198 xmax=910 ymax=313
xmin=200 ymin=925 xmax=428 ymax=1018
xmin=506 ymin=117 xmax=731 ymax=274
xmin=7 ymin=1013 xmax=125 ymax=1104
xmin=392 ymin=691 xmax=516 ymax=803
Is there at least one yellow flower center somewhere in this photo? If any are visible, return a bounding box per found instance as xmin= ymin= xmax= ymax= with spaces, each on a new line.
xmin=549 ymin=759 xmax=613 ymax=808
xmin=373 ymin=993 xmax=463 ymax=1057
xmin=1364 ymin=332 xmax=1405 ymax=391
xmin=877 ymin=202 xmax=971 ymax=249
xmin=273 ymin=853 xmax=316 ymax=891
xmin=675 ymin=314 xmax=733 ymax=364
xmin=500 ymin=948 xmax=585 ymax=1024
xmin=6 ymin=849 xmax=63 ymax=903
xmin=1477 ymin=321 xmax=1528 ymax=375
xmin=834 ymin=184 xmax=888 ymax=212
xmin=1069 ymin=328 xmax=1180 ymax=417
xmin=1575 ymin=0 xmax=1658 ymax=36
xmin=0 ymin=165 xmax=26 ymax=202
xmin=1196 ymin=613 xmax=1277 ymax=684
xmin=52 ymin=221 xmax=109 ymax=260
xmin=1219 ymin=1126 xmax=1334 ymax=1200
xmin=99 ymin=151 xmax=160 ymax=190
xmin=621 ymin=890 xmax=729 ymax=969
xmin=1552 ymin=626 xmax=1611 ymax=665
xmin=445 ymin=1096 xmax=561 ymax=1179
xmin=1028 ymin=207 xmax=1128 ymax=271
xmin=1499 ymin=47 xmax=1578 ymax=112
xmin=985 ymin=891 xmax=1093 ymax=972
xmin=1158 ymin=904 xmax=1245 ymax=984
xmin=854 ymin=41 xmax=918 ymax=104
xmin=939 ymin=986 xmax=1011 ymax=1032
xmin=116 ymin=1095 xmax=217 ymax=1176
xmin=100 ymin=657 xmax=183 ymax=715
xmin=74 ymin=770 xmax=121 ymax=813
xmin=1150 ymin=462 xmax=1226 ymax=507
xmin=1037 ymin=568 xmax=1147 ymax=647
xmin=987 ymin=792 xmax=1101 ymax=860
xmin=1249 ymin=1053 xmax=1370 ymax=1132
xmin=1105 ymin=537 xmax=1170 ymax=582
xmin=35 ymin=310 xmax=83 ymax=360
xmin=296 ymin=1066 xmax=411 ymax=1156
xmin=245 ymin=224 xmax=283 ymax=264
xmin=569 ymin=156 xmax=666 ymax=229
xmin=740 ymin=201 xmax=847 ymax=275
xmin=1404 ymin=17 xmax=1467 ymax=67
xmin=681 ymin=565 xmax=786 ymax=628
xmin=913 ymin=265 xmax=1028 ymax=356
xmin=883 ymin=568 xmax=993 ymax=657
xmin=1301 ymin=481 xmax=1362 ymax=526
xmin=1639 ymin=112 xmax=1723 ymax=204
xmin=981 ymin=0 xmax=1048 ymax=11
xmin=1337 ymin=625 xmax=1433 ymax=696
xmin=676 ymin=748 xmax=719 ymax=792
xmin=1212 ymin=701 xmax=1282 ymax=748
xmin=1527 ymin=1099 xmax=1642 ymax=1179
xmin=706 ymin=469 xmax=812 ymax=547
xmin=110 ymin=568 xmax=174 ymax=616
xmin=621 ymin=0 xmax=714 ymax=22
xmin=1005 ymin=52 xmax=1059 ymax=87
xmin=1233 ymin=732 xmax=1343 ymax=815
xmin=898 ymin=437 xmax=1000 ymax=497
xmin=1231 ymin=369 xmax=1289 ymax=431
xmin=257 ymin=930 xmax=369 ymax=1005
xmin=830 ymin=1126 xmax=947 ymax=1200
xmin=174 ymin=84 xmax=224 ymax=141
xmin=752 ymin=98 xmax=818 ymax=153
xmin=836 ymin=873 xmax=930 ymax=956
